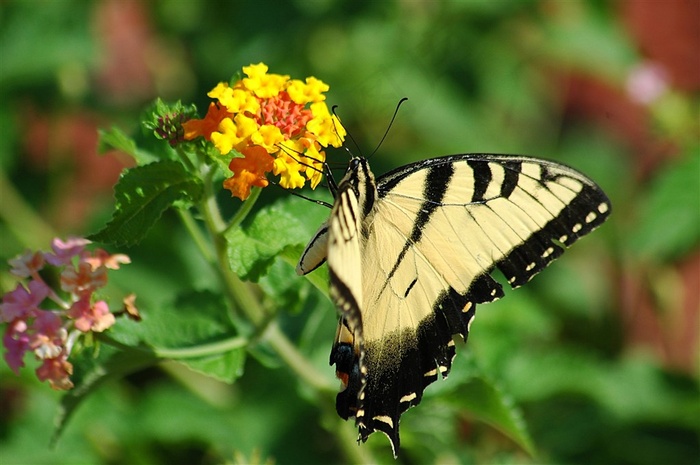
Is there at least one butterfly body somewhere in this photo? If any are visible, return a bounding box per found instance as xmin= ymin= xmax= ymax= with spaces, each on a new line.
xmin=297 ymin=154 xmax=611 ymax=456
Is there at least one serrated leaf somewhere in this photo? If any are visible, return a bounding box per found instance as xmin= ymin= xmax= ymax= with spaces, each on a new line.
xmin=629 ymin=150 xmax=700 ymax=261
xmin=98 ymin=126 xmax=159 ymax=165
xmin=89 ymin=161 xmax=203 ymax=246
xmin=226 ymin=196 xmax=331 ymax=282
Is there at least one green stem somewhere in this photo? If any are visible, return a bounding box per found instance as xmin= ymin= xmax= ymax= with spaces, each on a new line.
xmin=224 ymin=185 xmax=262 ymax=234
xmin=192 ymin=163 xmax=332 ymax=389
xmin=335 ymin=416 xmax=379 ymax=464
xmin=98 ymin=333 xmax=248 ymax=359
xmin=195 ymin=170 xmax=268 ymax=326
xmin=153 ymin=336 xmax=248 ymax=359
xmin=175 ymin=145 xmax=198 ymax=175
xmin=200 ymin=163 xmax=227 ymax=234
xmin=263 ymin=322 xmax=334 ymax=393
xmin=177 ymin=208 xmax=215 ymax=264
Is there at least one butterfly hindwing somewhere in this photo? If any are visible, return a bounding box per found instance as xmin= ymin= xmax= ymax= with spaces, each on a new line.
xmin=297 ymin=153 xmax=611 ymax=456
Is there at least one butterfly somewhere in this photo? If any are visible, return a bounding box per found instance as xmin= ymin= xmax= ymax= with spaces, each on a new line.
xmin=296 ymin=153 xmax=611 ymax=456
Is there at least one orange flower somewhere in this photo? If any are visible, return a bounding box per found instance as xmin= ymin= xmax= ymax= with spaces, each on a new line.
xmin=224 ymin=146 xmax=274 ymax=200
xmin=182 ymin=103 xmax=231 ymax=141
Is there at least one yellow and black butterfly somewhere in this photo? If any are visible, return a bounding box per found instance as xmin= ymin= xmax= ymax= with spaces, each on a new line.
xmin=297 ymin=153 xmax=611 ymax=456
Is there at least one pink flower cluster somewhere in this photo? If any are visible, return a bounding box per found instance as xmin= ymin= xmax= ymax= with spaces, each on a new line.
xmin=1 ymin=237 xmax=132 ymax=390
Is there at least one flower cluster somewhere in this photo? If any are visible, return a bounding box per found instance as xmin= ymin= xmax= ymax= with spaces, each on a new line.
xmin=183 ymin=63 xmax=346 ymax=200
xmin=1 ymin=238 xmax=134 ymax=390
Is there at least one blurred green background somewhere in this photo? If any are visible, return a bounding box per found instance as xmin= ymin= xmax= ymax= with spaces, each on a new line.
xmin=1 ymin=0 xmax=698 ymax=464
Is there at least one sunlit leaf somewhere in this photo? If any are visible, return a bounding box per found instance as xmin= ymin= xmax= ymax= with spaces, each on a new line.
xmin=109 ymin=290 xmax=245 ymax=382
xmin=226 ymin=196 xmax=330 ymax=282
xmin=178 ymin=349 xmax=245 ymax=384
xmin=90 ymin=161 xmax=203 ymax=246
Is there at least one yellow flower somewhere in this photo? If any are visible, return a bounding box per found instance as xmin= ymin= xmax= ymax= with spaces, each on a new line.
xmin=219 ymin=87 xmax=260 ymax=115
xmin=207 ymin=82 xmax=231 ymax=101
xmin=251 ymin=125 xmax=284 ymax=153
xmin=307 ymin=102 xmax=345 ymax=148
xmin=273 ymin=154 xmax=306 ymax=190
xmin=210 ymin=114 xmax=258 ymax=154
xmin=242 ymin=63 xmax=289 ymax=99
xmin=186 ymin=63 xmax=345 ymax=199
xmin=241 ymin=63 xmax=268 ymax=80
xmin=287 ymin=77 xmax=329 ymax=104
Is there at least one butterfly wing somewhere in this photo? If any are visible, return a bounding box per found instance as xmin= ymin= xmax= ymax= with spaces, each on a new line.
xmin=355 ymin=154 xmax=610 ymax=453
xmin=298 ymin=154 xmax=611 ymax=456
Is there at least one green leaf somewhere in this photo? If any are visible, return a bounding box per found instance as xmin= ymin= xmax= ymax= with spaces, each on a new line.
xmin=108 ymin=290 xmax=246 ymax=383
xmin=177 ymin=349 xmax=245 ymax=383
xmin=457 ymin=377 xmax=535 ymax=455
xmin=98 ymin=126 xmax=160 ymax=165
xmin=629 ymin=150 xmax=700 ymax=261
xmin=258 ymin=258 xmax=311 ymax=315
xmin=436 ymin=356 xmax=536 ymax=456
xmin=89 ymin=161 xmax=203 ymax=246
xmin=226 ymin=196 xmax=330 ymax=282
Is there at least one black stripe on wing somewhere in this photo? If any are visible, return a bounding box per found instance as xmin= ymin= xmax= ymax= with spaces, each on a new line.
xmin=496 ymin=174 xmax=611 ymax=288
xmin=380 ymin=162 xmax=455 ymax=292
xmin=467 ymin=158 xmax=521 ymax=201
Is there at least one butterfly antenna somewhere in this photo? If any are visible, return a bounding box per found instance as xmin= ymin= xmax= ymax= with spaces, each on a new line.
xmin=368 ymin=97 xmax=408 ymax=159
xmin=278 ymin=142 xmax=325 ymax=175
xmin=269 ymin=180 xmax=333 ymax=209
xmin=324 ymin=104 xmax=359 ymax=196
xmin=276 ymin=141 xmax=341 ymax=200
xmin=331 ymin=105 xmax=362 ymax=161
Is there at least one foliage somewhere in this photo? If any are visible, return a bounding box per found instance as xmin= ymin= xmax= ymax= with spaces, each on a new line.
xmin=1 ymin=1 xmax=698 ymax=465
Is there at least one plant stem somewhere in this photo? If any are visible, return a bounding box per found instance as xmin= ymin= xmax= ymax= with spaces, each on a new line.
xmin=263 ymin=322 xmax=334 ymax=393
xmin=177 ymin=208 xmax=215 ymax=263
xmin=98 ymin=333 xmax=247 ymax=359
xmin=153 ymin=336 xmax=248 ymax=359
xmin=335 ymin=416 xmax=379 ymax=464
xmin=200 ymin=163 xmax=226 ymax=234
xmin=224 ymin=186 xmax=261 ymax=234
